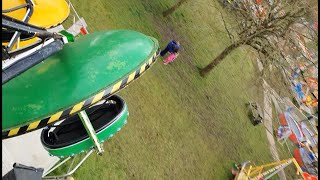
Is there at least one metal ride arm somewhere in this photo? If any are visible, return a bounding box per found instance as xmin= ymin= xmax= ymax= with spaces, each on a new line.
xmin=2 ymin=0 xmax=35 ymax=51
xmin=2 ymin=39 xmax=64 ymax=84
xmin=2 ymin=4 xmax=29 ymax=13
xmin=78 ymin=111 xmax=104 ymax=155
xmin=2 ymin=14 xmax=55 ymax=38
xmin=2 ymin=14 xmax=68 ymax=85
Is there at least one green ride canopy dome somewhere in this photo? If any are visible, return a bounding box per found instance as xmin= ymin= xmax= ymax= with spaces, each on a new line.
xmin=3 ymin=30 xmax=159 ymax=133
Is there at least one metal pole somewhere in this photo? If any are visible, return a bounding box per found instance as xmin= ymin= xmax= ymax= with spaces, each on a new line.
xmin=43 ymin=149 xmax=94 ymax=179
xmin=2 ymin=4 xmax=28 ymax=13
xmin=67 ymin=156 xmax=77 ymax=173
xmin=7 ymin=3 xmax=33 ymax=51
xmin=78 ymin=110 xmax=104 ymax=154
xmin=65 ymin=149 xmax=94 ymax=176
xmin=42 ymin=157 xmax=71 ymax=177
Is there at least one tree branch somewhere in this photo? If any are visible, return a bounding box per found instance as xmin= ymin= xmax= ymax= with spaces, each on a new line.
xmin=220 ymin=11 xmax=234 ymax=44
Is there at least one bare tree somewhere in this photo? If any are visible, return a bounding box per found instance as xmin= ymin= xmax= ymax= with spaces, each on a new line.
xmin=199 ymin=0 xmax=308 ymax=77
xmin=163 ymin=0 xmax=189 ymax=17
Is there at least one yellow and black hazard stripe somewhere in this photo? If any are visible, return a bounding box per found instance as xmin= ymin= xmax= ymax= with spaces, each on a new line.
xmin=2 ymin=51 xmax=159 ymax=139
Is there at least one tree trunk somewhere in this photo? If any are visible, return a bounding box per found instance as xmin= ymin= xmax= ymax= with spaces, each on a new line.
xmin=199 ymin=41 xmax=243 ymax=77
xmin=163 ymin=0 xmax=188 ymax=17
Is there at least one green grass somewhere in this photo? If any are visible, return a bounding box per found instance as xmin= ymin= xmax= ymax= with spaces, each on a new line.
xmin=50 ymin=0 xmax=290 ymax=179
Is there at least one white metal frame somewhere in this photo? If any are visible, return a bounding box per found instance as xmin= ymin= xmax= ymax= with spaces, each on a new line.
xmin=42 ymin=149 xmax=94 ymax=179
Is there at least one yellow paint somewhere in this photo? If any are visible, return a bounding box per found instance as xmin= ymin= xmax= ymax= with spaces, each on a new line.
xmin=8 ymin=128 xmax=20 ymax=136
xmin=27 ymin=120 xmax=41 ymax=131
xmin=249 ymin=159 xmax=289 ymax=170
xmin=70 ymin=101 xmax=85 ymax=115
xmin=237 ymin=159 xmax=306 ymax=180
xmin=3 ymin=0 xmax=70 ymax=29
xmin=127 ymin=71 xmax=136 ymax=83
xmin=248 ymin=167 xmax=263 ymax=178
xmin=291 ymin=158 xmax=306 ymax=179
xmin=111 ymin=81 xmax=122 ymax=94
xmin=91 ymin=91 xmax=105 ymax=105
xmin=246 ymin=165 xmax=253 ymax=178
xmin=48 ymin=111 xmax=63 ymax=124
xmin=148 ymin=57 xmax=153 ymax=65
xmin=140 ymin=64 xmax=146 ymax=74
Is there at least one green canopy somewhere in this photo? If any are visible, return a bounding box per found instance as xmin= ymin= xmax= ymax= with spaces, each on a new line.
xmin=3 ymin=30 xmax=159 ymax=132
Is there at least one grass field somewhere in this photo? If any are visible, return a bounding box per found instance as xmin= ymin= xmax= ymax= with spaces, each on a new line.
xmin=51 ymin=0 xmax=288 ymax=179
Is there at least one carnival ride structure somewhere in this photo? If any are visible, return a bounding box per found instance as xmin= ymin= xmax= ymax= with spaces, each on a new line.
xmin=294 ymin=148 xmax=318 ymax=176
xmin=277 ymin=107 xmax=318 ymax=177
xmin=282 ymin=29 xmax=318 ymax=116
xmin=234 ymin=158 xmax=317 ymax=180
xmin=278 ymin=111 xmax=305 ymax=144
xmin=2 ymin=0 xmax=159 ymax=178
xmin=2 ymin=0 xmax=70 ymax=51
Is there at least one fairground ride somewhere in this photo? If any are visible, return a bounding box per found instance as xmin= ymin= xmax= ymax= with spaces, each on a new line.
xmin=2 ymin=0 xmax=159 ymax=179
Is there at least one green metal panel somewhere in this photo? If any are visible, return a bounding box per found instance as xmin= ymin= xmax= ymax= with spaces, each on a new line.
xmin=2 ymin=30 xmax=158 ymax=131
xmin=44 ymin=104 xmax=128 ymax=157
